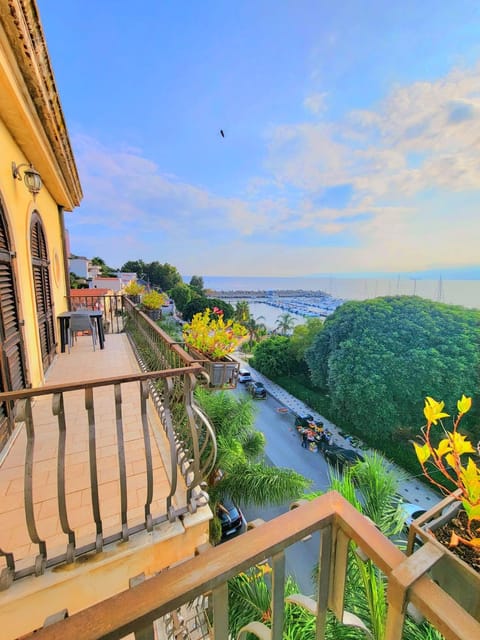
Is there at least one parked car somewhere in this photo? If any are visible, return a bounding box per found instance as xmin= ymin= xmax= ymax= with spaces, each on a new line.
xmin=217 ymin=500 xmax=245 ymax=541
xmin=238 ymin=369 xmax=252 ymax=383
xmin=322 ymin=444 xmax=364 ymax=472
xmin=249 ymin=381 xmax=267 ymax=399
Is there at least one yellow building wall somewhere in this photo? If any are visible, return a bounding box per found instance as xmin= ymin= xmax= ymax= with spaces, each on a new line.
xmin=0 ymin=117 xmax=69 ymax=387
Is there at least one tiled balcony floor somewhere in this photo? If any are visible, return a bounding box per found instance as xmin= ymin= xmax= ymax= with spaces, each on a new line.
xmin=0 ymin=334 xmax=173 ymax=571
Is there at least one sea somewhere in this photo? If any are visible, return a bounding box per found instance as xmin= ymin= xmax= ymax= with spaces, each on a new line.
xmin=187 ymin=275 xmax=480 ymax=331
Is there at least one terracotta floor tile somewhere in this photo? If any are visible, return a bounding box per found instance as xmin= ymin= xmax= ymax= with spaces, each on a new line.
xmin=0 ymin=334 xmax=178 ymax=568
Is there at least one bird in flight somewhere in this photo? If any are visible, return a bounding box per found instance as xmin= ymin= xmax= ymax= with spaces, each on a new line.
xmin=220 ymin=129 xmax=225 ymax=138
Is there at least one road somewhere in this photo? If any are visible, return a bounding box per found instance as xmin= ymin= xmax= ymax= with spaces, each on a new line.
xmin=230 ymin=384 xmax=333 ymax=594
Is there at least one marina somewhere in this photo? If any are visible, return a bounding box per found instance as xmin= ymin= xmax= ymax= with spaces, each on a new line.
xmin=214 ymin=290 xmax=345 ymax=330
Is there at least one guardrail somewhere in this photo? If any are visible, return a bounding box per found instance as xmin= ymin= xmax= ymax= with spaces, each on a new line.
xmin=21 ymin=492 xmax=480 ymax=640
xmin=66 ymin=293 xmax=125 ymax=334
xmin=0 ymin=365 xmax=215 ymax=587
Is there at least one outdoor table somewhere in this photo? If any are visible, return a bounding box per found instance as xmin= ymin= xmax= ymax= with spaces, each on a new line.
xmin=57 ymin=310 xmax=105 ymax=352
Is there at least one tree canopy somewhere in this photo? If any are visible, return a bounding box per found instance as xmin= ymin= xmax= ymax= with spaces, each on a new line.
xmin=120 ymin=260 xmax=182 ymax=291
xmin=189 ymin=275 xmax=205 ymax=296
xmin=251 ymin=335 xmax=298 ymax=377
xmin=182 ymin=297 xmax=235 ymax=322
xmin=305 ymin=296 xmax=480 ymax=439
xmin=169 ymin=282 xmax=193 ymax=313
xmin=195 ymin=389 xmax=310 ymax=543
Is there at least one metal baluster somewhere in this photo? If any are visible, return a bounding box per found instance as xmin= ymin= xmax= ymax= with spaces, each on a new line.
xmin=0 ymin=549 xmax=15 ymax=590
xmin=86 ymin=387 xmax=103 ymax=551
xmin=18 ymin=398 xmax=47 ymax=575
xmin=161 ymin=375 xmax=179 ymax=522
xmin=212 ymin=582 xmax=228 ymax=639
xmin=271 ymin=552 xmax=285 ymax=640
xmin=115 ymin=384 xmax=129 ymax=541
xmin=52 ymin=393 xmax=76 ymax=562
xmin=139 ymin=381 xmax=153 ymax=531
xmin=315 ymin=524 xmax=333 ymax=639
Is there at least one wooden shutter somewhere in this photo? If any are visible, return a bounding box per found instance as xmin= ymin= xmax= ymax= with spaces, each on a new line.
xmin=31 ymin=214 xmax=56 ymax=371
xmin=0 ymin=203 xmax=27 ymax=451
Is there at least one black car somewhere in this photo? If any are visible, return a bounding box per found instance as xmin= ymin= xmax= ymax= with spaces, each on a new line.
xmin=249 ymin=381 xmax=267 ymax=399
xmin=323 ymin=444 xmax=364 ymax=472
xmin=217 ymin=500 xmax=245 ymax=541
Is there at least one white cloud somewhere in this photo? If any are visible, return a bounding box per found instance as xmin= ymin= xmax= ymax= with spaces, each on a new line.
xmin=69 ymin=63 xmax=480 ymax=274
xmin=303 ymin=92 xmax=327 ymax=114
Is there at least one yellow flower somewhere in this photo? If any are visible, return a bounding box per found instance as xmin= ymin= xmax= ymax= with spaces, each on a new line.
xmin=423 ymin=396 xmax=450 ymax=425
xmin=457 ymin=394 xmax=472 ymax=416
xmin=450 ymin=432 xmax=476 ymax=456
xmin=413 ymin=442 xmax=431 ymax=465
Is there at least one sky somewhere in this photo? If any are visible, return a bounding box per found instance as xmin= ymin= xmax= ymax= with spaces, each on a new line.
xmin=39 ymin=0 xmax=480 ymax=278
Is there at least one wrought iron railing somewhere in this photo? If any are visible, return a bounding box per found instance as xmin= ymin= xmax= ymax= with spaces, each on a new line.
xmin=0 ymin=365 xmax=215 ymax=588
xmin=66 ymin=293 xmax=125 ymax=334
xmin=122 ymin=299 xmax=217 ymax=492
xmin=64 ymin=296 xmax=218 ymax=505
xmin=21 ymin=492 xmax=480 ymax=640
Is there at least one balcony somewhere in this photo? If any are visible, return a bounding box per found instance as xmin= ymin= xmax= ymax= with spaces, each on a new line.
xmin=1 ymin=299 xmax=479 ymax=640
xmin=0 ymin=300 xmax=216 ymax=639
xmin=14 ymin=492 xmax=480 ymax=640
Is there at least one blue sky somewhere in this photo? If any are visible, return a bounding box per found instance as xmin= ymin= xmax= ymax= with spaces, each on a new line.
xmin=39 ymin=0 xmax=480 ymax=277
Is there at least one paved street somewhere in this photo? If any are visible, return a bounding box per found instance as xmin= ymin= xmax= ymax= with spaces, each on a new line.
xmin=229 ymin=356 xmax=441 ymax=593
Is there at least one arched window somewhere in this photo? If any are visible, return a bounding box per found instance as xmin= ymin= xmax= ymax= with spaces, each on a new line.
xmin=0 ymin=200 xmax=27 ymax=450
xmin=31 ymin=213 xmax=56 ymax=371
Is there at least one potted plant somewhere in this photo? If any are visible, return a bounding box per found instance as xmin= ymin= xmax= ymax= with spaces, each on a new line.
xmin=182 ymin=307 xmax=246 ymax=387
xmin=123 ymin=280 xmax=145 ymax=304
xmin=409 ymin=395 xmax=480 ymax=620
xmin=141 ymin=290 xmax=167 ymax=321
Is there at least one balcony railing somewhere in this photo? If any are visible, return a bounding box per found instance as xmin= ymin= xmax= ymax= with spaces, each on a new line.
xmin=67 ymin=293 xmax=240 ymax=387
xmin=20 ymin=492 xmax=480 ymax=640
xmin=67 ymin=293 xmax=126 ymax=335
xmin=0 ymin=363 xmax=216 ymax=587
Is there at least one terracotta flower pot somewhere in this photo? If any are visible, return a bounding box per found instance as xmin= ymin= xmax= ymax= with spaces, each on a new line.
xmin=406 ymin=491 xmax=480 ymax=621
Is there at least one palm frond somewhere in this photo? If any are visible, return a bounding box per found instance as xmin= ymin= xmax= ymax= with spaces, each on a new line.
xmin=241 ymin=431 xmax=266 ymax=461
xmin=195 ymin=387 xmax=256 ymax=442
xmin=216 ymin=463 xmax=310 ymax=506
xmin=351 ymin=452 xmax=405 ymax=537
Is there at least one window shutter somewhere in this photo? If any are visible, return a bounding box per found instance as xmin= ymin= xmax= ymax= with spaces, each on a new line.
xmin=0 ymin=204 xmax=27 ymax=451
xmin=31 ymin=215 xmax=56 ymax=371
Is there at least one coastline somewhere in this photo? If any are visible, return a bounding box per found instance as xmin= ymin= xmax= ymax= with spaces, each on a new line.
xmin=195 ymin=275 xmax=480 ymax=311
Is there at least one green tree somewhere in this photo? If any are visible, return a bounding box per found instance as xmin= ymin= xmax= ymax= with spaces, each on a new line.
xmin=275 ymin=312 xmax=296 ymax=335
xmin=306 ymin=296 xmax=480 ymax=441
xmin=195 ymin=388 xmax=310 ymax=544
xmin=189 ymin=275 xmax=205 ymax=296
xmin=251 ymin=335 xmax=297 ymax=377
xmin=170 ymin=282 xmax=192 ymax=313
xmin=182 ymin=297 xmax=235 ymax=322
xmin=324 ymin=455 xmax=443 ymax=640
xmin=145 ymin=262 xmax=183 ymax=291
xmin=234 ymin=301 xmax=251 ymax=323
xmin=120 ymin=260 xmax=146 ymax=277
xmin=227 ymin=455 xmax=443 ymax=640
xmin=244 ymin=315 xmax=266 ymax=347
xmin=289 ymin=317 xmax=324 ymax=364
xmin=91 ymin=256 xmax=116 ymax=276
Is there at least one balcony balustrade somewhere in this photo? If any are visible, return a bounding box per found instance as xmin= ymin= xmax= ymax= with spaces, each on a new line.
xmin=18 ymin=492 xmax=480 ymax=640
xmin=0 ymin=365 xmax=214 ymax=585
xmin=0 ymin=300 xmax=217 ymax=637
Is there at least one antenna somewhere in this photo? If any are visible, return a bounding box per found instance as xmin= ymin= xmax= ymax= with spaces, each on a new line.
xmin=436 ymin=275 xmax=443 ymax=302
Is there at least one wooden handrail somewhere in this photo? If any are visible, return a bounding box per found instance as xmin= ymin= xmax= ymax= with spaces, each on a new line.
xmin=19 ymin=493 xmax=480 ymax=640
